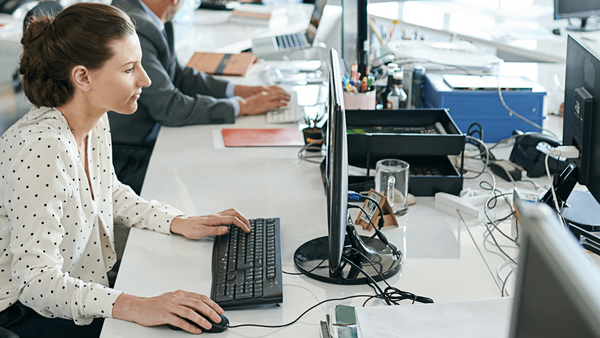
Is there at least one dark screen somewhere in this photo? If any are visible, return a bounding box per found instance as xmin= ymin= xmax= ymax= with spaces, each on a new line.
xmin=326 ymin=48 xmax=349 ymax=275
xmin=555 ymin=0 xmax=600 ymax=19
xmin=563 ymin=35 xmax=600 ymax=203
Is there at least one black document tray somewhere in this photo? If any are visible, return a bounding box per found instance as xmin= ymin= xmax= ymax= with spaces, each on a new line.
xmin=345 ymin=109 xmax=465 ymax=196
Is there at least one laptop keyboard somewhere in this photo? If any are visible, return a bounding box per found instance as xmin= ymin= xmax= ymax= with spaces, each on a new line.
xmin=276 ymin=33 xmax=307 ymax=50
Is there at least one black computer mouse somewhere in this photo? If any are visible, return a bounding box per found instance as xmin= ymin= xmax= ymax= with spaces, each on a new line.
xmin=167 ymin=312 xmax=229 ymax=333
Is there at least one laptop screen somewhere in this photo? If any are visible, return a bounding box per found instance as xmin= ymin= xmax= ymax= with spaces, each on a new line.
xmin=306 ymin=0 xmax=327 ymax=45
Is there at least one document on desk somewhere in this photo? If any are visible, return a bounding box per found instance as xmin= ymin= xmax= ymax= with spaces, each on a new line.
xmin=221 ymin=128 xmax=304 ymax=147
xmin=354 ymin=297 xmax=513 ymax=338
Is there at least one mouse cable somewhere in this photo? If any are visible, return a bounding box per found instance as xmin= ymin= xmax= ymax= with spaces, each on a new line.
xmin=227 ymin=294 xmax=379 ymax=329
xmin=282 ymin=257 xmax=328 ymax=275
xmin=345 ymin=247 xmax=433 ymax=306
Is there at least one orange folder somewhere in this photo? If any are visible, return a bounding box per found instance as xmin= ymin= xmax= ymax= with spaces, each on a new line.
xmin=187 ymin=52 xmax=256 ymax=76
xmin=222 ymin=128 xmax=304 ymax=147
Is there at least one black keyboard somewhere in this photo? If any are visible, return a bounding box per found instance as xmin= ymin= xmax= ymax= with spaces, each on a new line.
xmin=210 ymin=218 xmax=283 ymax=309
xmin=276 ymin=33 xmax=307 ymax=50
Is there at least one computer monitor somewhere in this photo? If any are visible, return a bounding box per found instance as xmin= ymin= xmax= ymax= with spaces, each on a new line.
xmin=293 ymin=48 xmax=402 ymax=284
xmin=554 ymin=0 xmax=600 ymax=32
xmin=541 ymin=35 xmax=600 ymax=234
xmin=508 ymin=203 xmax=600 ymax=338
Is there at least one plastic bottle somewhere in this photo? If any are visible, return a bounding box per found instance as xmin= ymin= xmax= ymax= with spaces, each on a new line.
xmin=381 ymin=63 xmax=398 ymax=109
xmin=387 ymin=69 xmax=408 ymax=109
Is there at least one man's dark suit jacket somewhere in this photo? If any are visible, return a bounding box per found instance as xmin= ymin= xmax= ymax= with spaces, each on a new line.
xmin=109 ymin=0 xmax=237 ymax=193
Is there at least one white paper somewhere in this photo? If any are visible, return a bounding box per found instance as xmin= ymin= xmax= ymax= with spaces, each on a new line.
xmin=355 ymin=297 xmax=513 ymax=338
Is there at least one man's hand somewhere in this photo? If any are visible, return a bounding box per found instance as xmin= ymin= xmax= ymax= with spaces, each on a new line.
xmin=234 ymin=85 xmax=287 ymax=99
xmin=170 ymin=208 xmax=251 ymax=239
xmin=113 ymin=291 xmax=224 ymax=334
xmin=236 ymin=85 xmax=290 ymax=116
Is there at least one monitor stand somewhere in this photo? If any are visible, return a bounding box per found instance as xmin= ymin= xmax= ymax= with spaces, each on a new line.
xmin=294 ymin=223 xmax=403 ymax=285
xmin=567 ymin=17 xmax=600 ymax=32
xmin=539 ymin=164 xmax=600 ymax=256
xmin=562 ymin=190 xmax=600 ymax=230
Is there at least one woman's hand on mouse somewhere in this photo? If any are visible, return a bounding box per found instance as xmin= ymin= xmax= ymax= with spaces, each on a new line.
xmin=113 ymin=290 xmax=223 ymax=334
xmin=170 ymin=208 xmax=251 ymax=239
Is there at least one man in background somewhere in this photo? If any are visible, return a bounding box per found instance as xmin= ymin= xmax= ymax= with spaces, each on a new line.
xmin=110 ymin=0 xmax=290 ymax=194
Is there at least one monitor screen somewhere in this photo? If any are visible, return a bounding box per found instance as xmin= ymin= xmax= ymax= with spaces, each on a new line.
xmin=509 ymin=203 xmax=600 ymax=337
xmin=554 ymin=0 xmax=600 ymax=31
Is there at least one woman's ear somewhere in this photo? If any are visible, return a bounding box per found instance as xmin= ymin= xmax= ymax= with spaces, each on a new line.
xmin=71 ymin=65 xmax=92 ymax=92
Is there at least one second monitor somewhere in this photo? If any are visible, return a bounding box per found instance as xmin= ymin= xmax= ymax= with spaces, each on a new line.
xmin=293 ymin=48 xmax=402 ymax=284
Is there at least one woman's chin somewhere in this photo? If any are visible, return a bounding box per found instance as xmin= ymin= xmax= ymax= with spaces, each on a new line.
xmin=113 ymin=104 xmax=138 ymax=115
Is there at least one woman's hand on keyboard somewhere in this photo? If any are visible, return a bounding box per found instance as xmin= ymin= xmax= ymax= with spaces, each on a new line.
xmin=170 ymin=208 xmax=252 ymax=239
xmin=238 ymin=86 xmax=290 ymax=116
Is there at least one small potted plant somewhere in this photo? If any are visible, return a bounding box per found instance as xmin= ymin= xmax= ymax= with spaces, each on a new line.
xmin=302 ymin=112 xmax=324 ymax=152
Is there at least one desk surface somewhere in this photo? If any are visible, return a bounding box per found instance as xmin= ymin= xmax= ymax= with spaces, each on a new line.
xmin=99 ymin=109 xmax=534 ymax=337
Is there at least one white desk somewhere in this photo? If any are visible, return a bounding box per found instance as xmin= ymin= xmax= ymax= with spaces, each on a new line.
xmin=99 ymin=107 xmax=537 ymax=337
xmin=368 ymin=0 xmax=600 ymax=64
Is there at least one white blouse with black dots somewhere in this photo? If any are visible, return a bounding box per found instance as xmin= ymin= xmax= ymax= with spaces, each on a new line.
xmin=0 ymin=107 xmax=184 ymax=325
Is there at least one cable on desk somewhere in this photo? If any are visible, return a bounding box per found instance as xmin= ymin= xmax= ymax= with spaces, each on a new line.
xmin=457 ymin=209 xmax=504 ymax=293
xmin=348 ymin=191 xmax=386 ymax=230
xmin=282 ymin=257 xmax=328 ymax=275
xmin=543 ymin=151 xmax=570 ymax=228
xmin=345 ymin=247 xmax=433 ymax=306
xmin=463 ymin=135 xmax=490 ymax=179
xmin=479 ymin=173 xmax=519 ymax=265
xmin=297 ymin=140 xmax=324 ymax=164
xmin=227 ymin=294 xmax=378 ymax=329
xmin=497 ymin=259 xmax=518 ymax=297
xmin=346 ymin=204 xmax=402 ymax=259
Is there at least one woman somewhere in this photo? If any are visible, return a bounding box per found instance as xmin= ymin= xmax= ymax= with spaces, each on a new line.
xmin=0 ymin=3 xmax=250 ymax=336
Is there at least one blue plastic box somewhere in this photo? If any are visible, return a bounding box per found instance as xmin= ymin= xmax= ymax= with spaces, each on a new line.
xmin=423 ymin=73 xmax=547 ymax=142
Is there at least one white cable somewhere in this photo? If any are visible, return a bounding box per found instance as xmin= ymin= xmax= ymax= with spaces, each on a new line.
xmin=495 ymin=76 xmax=557 ymax=138
xmin=544 ymin=152 xmax=561 ymax=214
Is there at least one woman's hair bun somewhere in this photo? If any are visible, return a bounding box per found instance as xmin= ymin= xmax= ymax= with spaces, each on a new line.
xmin=19 ymin=3 xmax=135 ymax=108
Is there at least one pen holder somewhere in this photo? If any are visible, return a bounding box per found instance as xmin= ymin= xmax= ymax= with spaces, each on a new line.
xmin=343 ymin=89 xmax=376 ymax=110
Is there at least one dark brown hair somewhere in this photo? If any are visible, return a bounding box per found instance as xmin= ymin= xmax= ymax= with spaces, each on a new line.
xmin=19 ymin=3 xmax=136 ymax=108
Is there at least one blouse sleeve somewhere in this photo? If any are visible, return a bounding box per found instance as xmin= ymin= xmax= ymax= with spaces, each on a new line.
xmin=5 ymin=137 xmax=121 ymax=325
xmin=111 ymin=167 xmax=184 ymax=235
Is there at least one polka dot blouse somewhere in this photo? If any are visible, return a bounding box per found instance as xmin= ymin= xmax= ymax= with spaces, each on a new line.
xmin=0 ymin=107 xmax=184 ymax=325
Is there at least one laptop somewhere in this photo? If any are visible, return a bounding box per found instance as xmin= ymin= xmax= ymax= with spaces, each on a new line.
xmin=251 ymin=0 xmax=327 ymax=56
